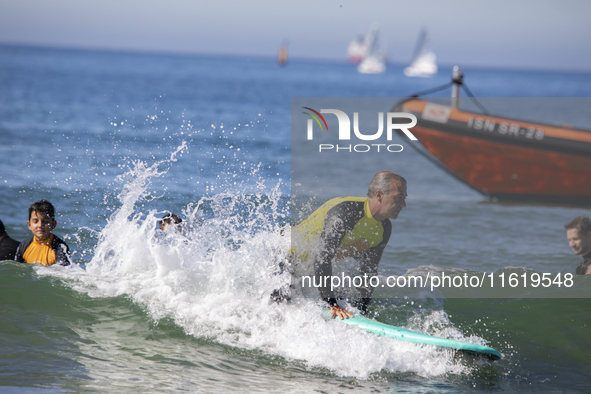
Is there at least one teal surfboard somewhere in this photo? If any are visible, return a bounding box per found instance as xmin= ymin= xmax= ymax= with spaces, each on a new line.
xmin=327 ymin=313 xmax=501 ymax=360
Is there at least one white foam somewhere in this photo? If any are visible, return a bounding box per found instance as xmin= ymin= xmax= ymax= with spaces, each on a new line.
xmin=40 ymin=154 xmax=475 ymax=379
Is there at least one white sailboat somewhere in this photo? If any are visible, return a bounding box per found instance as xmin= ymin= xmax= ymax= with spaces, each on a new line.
xmin=347 ymin=33 xmax=367 ymax=64
xmin=404 ymin=28 xmax=437 ymax=77
xmin=357 ymin=23 xmax=386 ymax=74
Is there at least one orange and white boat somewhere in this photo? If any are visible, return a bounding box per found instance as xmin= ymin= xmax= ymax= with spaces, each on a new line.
xmin=393 ymin=73 xmax=591 ymax=205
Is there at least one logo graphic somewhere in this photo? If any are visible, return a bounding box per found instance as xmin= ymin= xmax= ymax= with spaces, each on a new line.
xmin=305 ymin=109 xmax=417 ymax=141
xmin=302 ymin=107 xmax=328 ymax=131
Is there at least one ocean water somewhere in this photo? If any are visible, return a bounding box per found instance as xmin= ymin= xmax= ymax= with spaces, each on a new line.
xmin=1 ymin=44 xmax=591 ymax=393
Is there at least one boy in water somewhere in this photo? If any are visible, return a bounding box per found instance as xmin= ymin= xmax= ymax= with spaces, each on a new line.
xmin=14 ymin=200 xmax=71 ymax=266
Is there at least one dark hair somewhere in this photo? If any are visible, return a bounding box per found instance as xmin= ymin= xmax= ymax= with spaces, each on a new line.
xmin=565 ymin=216 xmax=591 ymax=235
xmin=367 ymin=170 xmax=406 ymax=197
xmin=162 ymin=213 xmax=182 ymax=225
xmin=29 ymin=200 xmax=56 ymax=220
xmin=0 ymin=219 xmax=5 ymax=235
xmin=158 ymin=213 xmax=183 ymax=231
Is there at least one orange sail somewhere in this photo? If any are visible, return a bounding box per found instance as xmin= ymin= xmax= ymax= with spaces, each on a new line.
xmin=278 ymin=45 xmax=287 ymax=66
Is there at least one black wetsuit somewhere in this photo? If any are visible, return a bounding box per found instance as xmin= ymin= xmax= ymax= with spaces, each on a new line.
xmin=0 ymin=235 xmax=20 ymax=261
xmin=575 ymin=253 xmax=591 ymax=275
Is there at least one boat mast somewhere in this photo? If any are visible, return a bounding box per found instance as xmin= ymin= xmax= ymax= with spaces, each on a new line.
xmin=451 ymin=66 xmax=463 ymax=108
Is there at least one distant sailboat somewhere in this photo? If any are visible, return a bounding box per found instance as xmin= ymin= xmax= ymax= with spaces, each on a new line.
xmin=278 ymin=46 xmax=287 ymax=66
xmin=278 ymin=39 xmax=289 ymax=66
xmin=347 ymin=32 xmax=367 ymax=64
xmin=357 ymin=23 xmax=386 ymax=74
xmin=404 ymin=28 xmax=437 ymax=77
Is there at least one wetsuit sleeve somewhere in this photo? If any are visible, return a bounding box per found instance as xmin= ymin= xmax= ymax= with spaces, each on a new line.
xmin=356 ymin=219 xmax=392 ymax=303
xmin=14 ymin=238 xmax=33 ymax=263
xmin=52 ymin=237 xmax=72 ymax=266
xmin=314 ymin=202 xmax=364 ymax=306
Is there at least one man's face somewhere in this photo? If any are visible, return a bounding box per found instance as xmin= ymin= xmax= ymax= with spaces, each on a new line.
xmin=566 ymin=228 xmax=591 ymax=256
xmin=378 ymin=180 xmax=407 ymax=220
xmin=27 ymin=211 xmax=56 ymax=241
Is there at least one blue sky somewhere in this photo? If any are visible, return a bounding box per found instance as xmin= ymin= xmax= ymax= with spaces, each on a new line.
xmin=1 ymin=0 xmax=589 ymax=71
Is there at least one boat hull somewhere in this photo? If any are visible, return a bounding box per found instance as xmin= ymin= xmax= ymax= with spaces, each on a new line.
xmin=396 ymin=99 xmax=591 ymax=205
xmin=358 ymin=57 xmax=385 ymax=74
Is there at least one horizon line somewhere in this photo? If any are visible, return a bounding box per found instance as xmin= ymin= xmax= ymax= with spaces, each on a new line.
xmin=1 ymin=41 xmax=590 ymax=75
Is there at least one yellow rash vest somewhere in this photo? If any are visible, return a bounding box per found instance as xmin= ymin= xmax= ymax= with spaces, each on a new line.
xmin=14 ymin=234 xmax=71 ymax=266
xmin=292 ymin=197 xmax=392 ymax=306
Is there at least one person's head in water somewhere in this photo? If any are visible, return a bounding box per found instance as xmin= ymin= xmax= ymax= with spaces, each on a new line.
xmin=367 ymin=170 xmax=407 ymax=222
xmin=565 ymin=216 xmax=591 ymax=257
xmin=158 ymin=213 xmax=182 ymax=232
xmin=27 ymin=200 xmax=57 ymax=242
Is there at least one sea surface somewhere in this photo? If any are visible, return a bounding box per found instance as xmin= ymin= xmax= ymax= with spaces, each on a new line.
xmin=1 ymin=44 xmax=591 ymax=393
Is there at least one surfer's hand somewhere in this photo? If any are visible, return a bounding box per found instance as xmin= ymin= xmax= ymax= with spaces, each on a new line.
xmin=330 ymin=305 xmax=353 ymax=320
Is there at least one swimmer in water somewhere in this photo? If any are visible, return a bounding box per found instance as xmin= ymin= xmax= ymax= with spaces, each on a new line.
xmin=14 ymin=200 xmax=71 ymax=266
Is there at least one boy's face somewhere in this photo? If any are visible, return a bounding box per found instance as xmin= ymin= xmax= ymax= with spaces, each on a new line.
xmin=27 ymin=211 xmax=56 ymax=241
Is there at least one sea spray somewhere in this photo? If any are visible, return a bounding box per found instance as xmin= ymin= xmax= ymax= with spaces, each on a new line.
xmin=35 ymin=152 xmax=477 ymax=379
